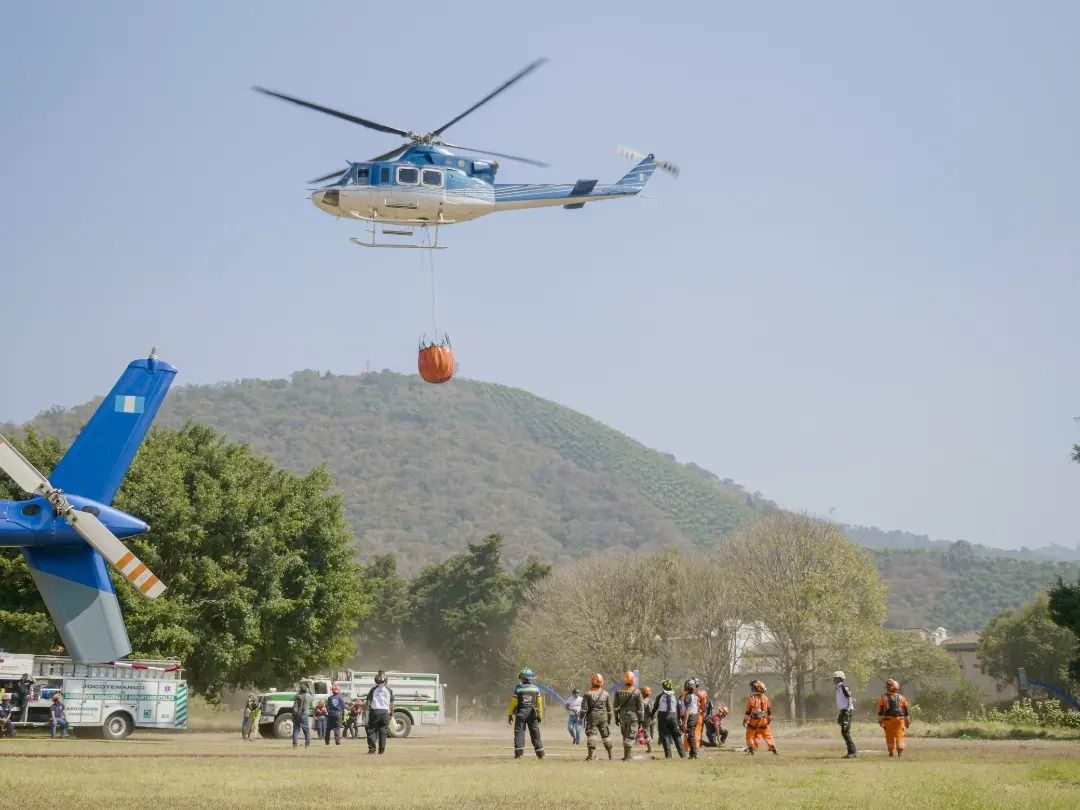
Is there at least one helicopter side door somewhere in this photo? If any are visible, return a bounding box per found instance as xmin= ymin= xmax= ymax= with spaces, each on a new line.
xmin=387 ymin=164 xmax=421 ymax=214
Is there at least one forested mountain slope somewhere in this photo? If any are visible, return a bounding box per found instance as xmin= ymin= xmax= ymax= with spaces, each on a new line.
xmin=875 ymin=543 xmax=1080 ymax=633
xmin=10 ymin=370 xmax=774 ymax=570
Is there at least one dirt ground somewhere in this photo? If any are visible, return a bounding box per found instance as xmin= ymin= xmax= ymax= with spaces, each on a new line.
xmin=2 ymin=721 xmax=1079 ymax=809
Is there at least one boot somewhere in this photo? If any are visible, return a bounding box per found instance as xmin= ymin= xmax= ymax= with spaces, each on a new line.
xmin=605 ymin=742 xmax=613 ymax=760
xmin=536 ymin=748 xmax=545 ymax=759
xmin=897 ymin=749 xmax=903 ymax=757
xmin=623 ymin=744 xmax=633 ymax=761
xmin=770 ymin=747 xmax=778 ymax=755
xmin=585 ymin=746 xmax=595 ymax=761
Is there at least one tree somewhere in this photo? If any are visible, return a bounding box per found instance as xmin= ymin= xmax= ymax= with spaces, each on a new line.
xmin=871 ymin=630 xmax=962 ymax=695
xmin=353 ymin=554 xmax=410 ymax=662
xmin=666 ymin=554 xmax=745 ymax=700
xmin=979 ymin=592 xmax=1078 ymax=689
xmin=0 ymin=425 xmax=368 ymax=698
xmin=511 ymin=551 xmax=679 ymax=689
xmin=406 ymin=534 xmax=548 ymax=704
xmin=1049 ymin=579 xmax=1080 ymax=682
xmin=724 ymin=513 xmax=888 ymax=722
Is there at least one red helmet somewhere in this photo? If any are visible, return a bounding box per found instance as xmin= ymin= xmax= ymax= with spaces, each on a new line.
xmin=591 ymin=673 xmax=604 ymax=688
xmin=624 ymin=671 xmax=636 ymax=687
xmin=750 ymin=680 xmax=766 ymax=694
xmin=886 ymin=679 xmax=900 ymax=693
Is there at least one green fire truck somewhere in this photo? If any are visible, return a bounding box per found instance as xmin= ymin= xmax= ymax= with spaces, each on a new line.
xmin=257 ymin=670 xmax=444 ymax=739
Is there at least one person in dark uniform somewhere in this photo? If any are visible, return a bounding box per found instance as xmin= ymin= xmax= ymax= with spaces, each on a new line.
xmin=655 ymin=679 xmax=683 ymax=759
xmin=613 ymin=671 xmax=644 ymax=761
xmin=291 ymin=685 xmax=311 ymax=748
xmin=639 ymin=685 xmax=655 ymax=754
xmin=365 ymin=670 xmax=394 ymax=755
xmin=507 ymin=666 xmax=544 ymax=759
xmin=579 ymin=673 xmax=614 ymax=761
xmin=324 ymin=684 xmax=346 ymax=745
xmin=345 ymin=697 xmax=363 ymax=739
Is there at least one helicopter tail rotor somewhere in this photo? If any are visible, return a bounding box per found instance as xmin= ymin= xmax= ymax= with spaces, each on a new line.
xmin=617 ymin=145 xmax=680 ymax=177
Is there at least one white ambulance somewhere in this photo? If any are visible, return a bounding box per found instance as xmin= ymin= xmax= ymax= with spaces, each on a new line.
xmin=0 ymin=652 xmax=188 ymax=739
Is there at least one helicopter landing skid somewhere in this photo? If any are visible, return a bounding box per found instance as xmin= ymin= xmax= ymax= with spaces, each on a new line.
xmin=348 ymin=211 xmax=453 ymax=249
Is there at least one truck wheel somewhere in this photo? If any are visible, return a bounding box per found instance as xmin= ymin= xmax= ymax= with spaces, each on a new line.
xmin=272 ymin=712 xmax=294 ymax=739
xmin=388 ymin=711 xmax=412 ymax=739
xmin=103 ymin=712 xmax=133 ymax=740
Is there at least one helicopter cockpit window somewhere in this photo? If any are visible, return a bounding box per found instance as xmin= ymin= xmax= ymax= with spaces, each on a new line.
xmin=354 ymin=165 xmax=370 ymax=185
xmin=397 ymin=167 xmax=419 ymax=185
xmin=421 ymin=169 xmax=444 ymax=188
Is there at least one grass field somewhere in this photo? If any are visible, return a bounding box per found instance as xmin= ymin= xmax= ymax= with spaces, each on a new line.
xmin=2 ymin=721 xmax=1079 ymax=809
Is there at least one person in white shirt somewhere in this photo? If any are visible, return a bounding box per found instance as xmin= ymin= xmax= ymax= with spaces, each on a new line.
xmin=833 ymin=670 xmax=857 ymax=758
xmin=365 ymin=671 xmax=395 ymax=755
xmin=565 ymin=688 xmax=583 ymax=745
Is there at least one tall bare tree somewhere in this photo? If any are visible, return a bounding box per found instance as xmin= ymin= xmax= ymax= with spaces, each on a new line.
xmin=723 ymin=513 xmax=887 ymax=722
xmin=511 ymin=551 xmax=679 ymax=689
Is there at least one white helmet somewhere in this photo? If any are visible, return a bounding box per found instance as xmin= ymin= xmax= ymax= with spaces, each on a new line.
xmin=832 ymin=671 xmax=846 ymax=680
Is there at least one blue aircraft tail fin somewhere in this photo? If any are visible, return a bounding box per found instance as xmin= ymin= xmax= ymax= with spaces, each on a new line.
xmin=616 ymin=154 xmax=658 ymax=189
xmin=49 ymin=354 xmax=177 ymax=505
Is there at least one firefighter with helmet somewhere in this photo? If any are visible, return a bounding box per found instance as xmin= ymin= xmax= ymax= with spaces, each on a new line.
xmin=679 ymin=677 xmax=701 ymax=759
xmin=877 ymin=678 xmax=911 ymax=757
xmin=743 ymin=680 xmax=778 ymax=755
xmin=507 ymin=666 xmax=545 ymax=759
xmin=579 ymin=673 xmax=614 ymax=760
xmin=613 ymin=671 xmax=644 ymax=761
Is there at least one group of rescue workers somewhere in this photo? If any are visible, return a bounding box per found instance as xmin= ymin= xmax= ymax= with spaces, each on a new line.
xmin=0 ymin=690 xmax=69 ymax=739
xmin=506 ymin=667 xmax=913 ymax=760
xmin=239 ymin=670 xmax=397 ymax=755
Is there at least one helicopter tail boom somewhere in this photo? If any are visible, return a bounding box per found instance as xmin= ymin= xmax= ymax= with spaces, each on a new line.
xmin=492 ymin=154 xmax=660 ymax=212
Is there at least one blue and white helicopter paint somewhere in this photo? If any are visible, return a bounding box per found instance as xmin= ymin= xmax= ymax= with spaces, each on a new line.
xmin=0 ymin=352 xmax=176 ymax=663
xmin=254 ymin=59 xmax=677 ymax=248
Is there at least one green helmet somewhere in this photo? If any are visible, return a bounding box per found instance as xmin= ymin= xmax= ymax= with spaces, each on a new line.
xmin=661 ymin=679 xmax=674 ymax=691
xmin=518 ymin=666 xmax=535 ymax=681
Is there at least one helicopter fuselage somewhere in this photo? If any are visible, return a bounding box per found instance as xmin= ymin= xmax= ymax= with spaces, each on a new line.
xmin=310 ymin=145 xmax=653 ymax=228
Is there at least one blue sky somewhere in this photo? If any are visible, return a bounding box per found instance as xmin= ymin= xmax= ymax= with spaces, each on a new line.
xmin=2 ymin=1 xmax=1078 ymax=550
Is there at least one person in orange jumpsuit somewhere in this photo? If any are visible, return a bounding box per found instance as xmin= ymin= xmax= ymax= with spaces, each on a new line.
xmin=876 ymin=678 xmax=911 ymax=757
xmin=743 ymin=680 xmax=778 ymax=755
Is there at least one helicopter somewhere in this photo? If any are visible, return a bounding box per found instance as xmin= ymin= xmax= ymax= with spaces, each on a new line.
xmin=253 ymin=59 xmax=677 ymax=248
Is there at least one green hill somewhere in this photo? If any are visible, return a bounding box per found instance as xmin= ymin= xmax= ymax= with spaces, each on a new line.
xmin=8 ymin=370 xmax=774 ymax=570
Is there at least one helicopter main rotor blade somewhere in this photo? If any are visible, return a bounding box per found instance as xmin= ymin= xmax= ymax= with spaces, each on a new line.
xmin=252 ymin=86 xmax=411 ymax=137
xmin=437 ymin=142 xmax=549 ymax=167
xmin=367 ymin=143 xmax=411 ymax=163
xmin=429 ymin=58 xmax=547 ymax=136
xmin=308 ymin=167 xmax=350 ymax=185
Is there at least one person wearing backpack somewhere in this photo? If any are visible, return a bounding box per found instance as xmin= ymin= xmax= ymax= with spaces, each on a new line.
xmin=743 ymin=680 xmax=778 ymax=755
xmin=876 ymin=679 xmax=911 ymax=757
xmin=579 ymin=673 xmax=614 ymax=761
xmin=654 ymin=679 xmax=684 ymax=759
xmin=291 ymin=684 xmax=311 ymax=748
xmin=612 ymin=671 xmax=644 ymax=761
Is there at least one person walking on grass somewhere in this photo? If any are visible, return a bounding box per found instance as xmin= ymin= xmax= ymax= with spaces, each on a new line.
xmin=0 ymin=696 xmax=16 ymax=738
xmin=365 ymin=670 xmax=394 ymax=755
xmin=834 ymin=671 xmax=857 ymax=759
xmin=743 ymin=680 xmax=777 ymax=756
xmin=565 ymin=688 xmax=583 ymax=745
xmin=639 ymin=685 xmax=656 ymax=754
xmin=613 ymin=671 xmax=644 ymax=761
xmin=291 ymin=684 xmax=311 ymax=748
xmin=579 ymin=673 xmax=614 ymax=761
xmin=655 ymin=680 xmax=683 ymax=759
xmin=877 ymin=679 xmax=911 ymax=757
xmin=242 ymin=694 xmax=261 ymax=741
xmin=507 ymin=666 xmax=545 ymax=759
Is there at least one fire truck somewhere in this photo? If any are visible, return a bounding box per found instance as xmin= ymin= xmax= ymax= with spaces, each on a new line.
xmin=0 ymin=652 xmax=188 ymax=739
